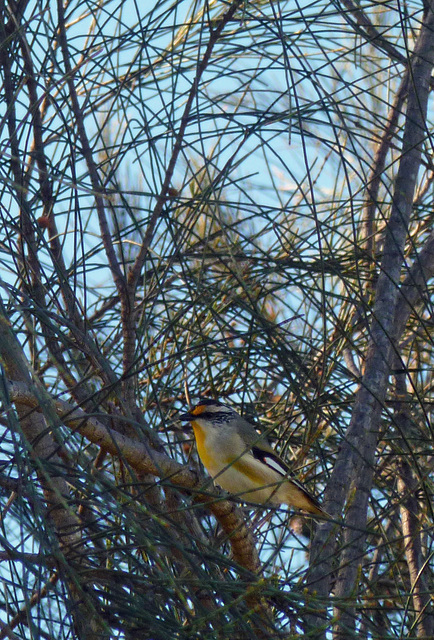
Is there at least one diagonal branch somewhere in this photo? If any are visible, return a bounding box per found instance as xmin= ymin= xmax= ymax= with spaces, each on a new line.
xmin=5 ymin=377 xmax=276 ymax=634
xmin=127 ymin=0 xmax=244 ymax=290
xmin=398 ymin=461 xmax=433 ymax=638
xmin=6 ymin=380 xmax=262 ymax=571
xmin=0 ymin=304 xmax=106 ymax=639
xmin=120 ymin=1 xmax=244 ymax=407
xmin=56 ymin=0 xmax=125 ymax=294
xmin=305 ymin=4 xmax=434 ymax=636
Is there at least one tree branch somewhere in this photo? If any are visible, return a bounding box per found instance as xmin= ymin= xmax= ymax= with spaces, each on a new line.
xmin=5 ymin=380 xmax=263 ymax=572
xmin=305 ymin=4 xmax=434 ymax=636
xmin=398 ymin=460 xmax=433 ymax=638
xmin=0 ymin=305 xmax=105 ymax=639
xmin=121 ymin=1 xmax=244 ymax=406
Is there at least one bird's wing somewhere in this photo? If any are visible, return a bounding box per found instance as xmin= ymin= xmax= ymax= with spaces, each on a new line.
xmin=251 ymin=445 xmax=289 ymax=475
xmin=251 ymin=445 xmax=319 ymax=498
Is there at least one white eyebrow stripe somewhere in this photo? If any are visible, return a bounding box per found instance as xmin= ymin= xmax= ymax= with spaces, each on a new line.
xmin=197 ymin=405 xmax=233 ymax=414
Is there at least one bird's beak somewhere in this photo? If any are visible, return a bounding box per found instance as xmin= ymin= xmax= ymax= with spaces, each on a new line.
xmin=179 ymin=411 xmax=193 ymax=421
xmin=179 ymin=411 xmax=194 ymax=432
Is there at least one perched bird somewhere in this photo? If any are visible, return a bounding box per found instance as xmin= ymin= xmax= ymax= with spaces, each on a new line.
xmin=179 ymin=399 xmax=329 ymax=517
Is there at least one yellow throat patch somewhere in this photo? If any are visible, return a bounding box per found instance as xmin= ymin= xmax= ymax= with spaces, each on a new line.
xmin=191 ymin=421 xmax=214 ymax=471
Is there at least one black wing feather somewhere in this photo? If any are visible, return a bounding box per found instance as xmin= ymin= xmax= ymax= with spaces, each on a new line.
xmin=251 ymin=445 xmax=289 ymax=475
xmin=251 ymin=446 xmax=323 ymax=509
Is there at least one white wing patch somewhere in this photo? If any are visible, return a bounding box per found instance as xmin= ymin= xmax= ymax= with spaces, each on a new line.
xmin=261 ymin=453 xmax=287 ymax=477
xmin=253 ymin=446 xmax=315 ymax=499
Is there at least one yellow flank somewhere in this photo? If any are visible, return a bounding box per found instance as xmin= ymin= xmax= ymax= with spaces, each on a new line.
xmin=230 ymin=457 xmax=268 ymax=486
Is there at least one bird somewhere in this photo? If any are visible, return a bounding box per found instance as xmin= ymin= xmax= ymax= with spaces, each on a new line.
xmin=179 ymin=398 xmax=329 ymax=517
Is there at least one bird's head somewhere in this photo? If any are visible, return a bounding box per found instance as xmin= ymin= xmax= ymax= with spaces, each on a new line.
xmin=179 ymin=399 xmax=238 ymax=430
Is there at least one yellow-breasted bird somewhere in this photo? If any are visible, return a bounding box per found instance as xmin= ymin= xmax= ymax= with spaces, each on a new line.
xmin=179 ymin=399 xmax=329 ymax=517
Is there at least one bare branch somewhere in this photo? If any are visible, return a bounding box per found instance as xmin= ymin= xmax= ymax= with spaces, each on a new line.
xmin=6 ymin=380 xmax=264 ymax=585
xmin=306 ymin=5 xmax=434 ymax=636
